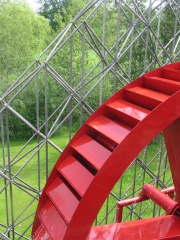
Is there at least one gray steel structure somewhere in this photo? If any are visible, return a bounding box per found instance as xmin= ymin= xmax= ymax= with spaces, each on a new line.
xmin=0 ymin=0 xmax=180 ymax=239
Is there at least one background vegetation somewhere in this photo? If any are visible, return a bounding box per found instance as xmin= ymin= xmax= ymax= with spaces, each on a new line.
xmin=0 ymin=0 xmax=179 ymax=140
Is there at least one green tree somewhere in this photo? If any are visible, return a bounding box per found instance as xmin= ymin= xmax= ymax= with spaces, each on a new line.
xmin=159 ymin=0 xmax=180 ymax=62
xmin=0 ymin=0 xmax=51 ymax=91
xmin=38 ymin=0 xmax=72 ymax=31
xmin=0 ymin=0 xmax=52 ymax=139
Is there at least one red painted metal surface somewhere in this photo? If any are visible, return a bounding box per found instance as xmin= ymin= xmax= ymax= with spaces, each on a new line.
xmin=164 ymin=117 xmax=180 ymax=205
xmin=38 ymin=199 xmax=67 ymax=239
xmin=46 ymin=177 xmax=79 ymax=223
xmin=107 ymin=99 xmax=150 ymax=125
xmin=116 ymin=186 xmax=175 ymax=223
xmin=87 ymin=215 xmax=180 ymax=240
xmin=71 ymin=134 xmax=111 ymax=170
xmin=57 ymin=155 xmax=94 ymax=197
xmin=144 ymin=76 xmax=180 ymax=95
xmin=142 ymin=184 xmax=179 ymax=215
xmin=125 ymin=86 xmax=169 ymax=109
xmin=88 ymin=115 xmax=131 ymax=144
xmin=32 ymin=62 xmax=180 ymax=239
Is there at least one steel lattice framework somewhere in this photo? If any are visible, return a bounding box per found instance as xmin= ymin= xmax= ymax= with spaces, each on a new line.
xmin=0 ymin=0 xmax=180 ymax=239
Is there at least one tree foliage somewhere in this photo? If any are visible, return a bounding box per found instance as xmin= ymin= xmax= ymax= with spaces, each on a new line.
xmin=0 ymin=0 xmax=51 ymax=89
xmin=0 ymin=0 xmax=52 ymax=139
xmin=38 ymin=0 xmax=73 ymax=30
xmin=0 ymin=0 xmax=178 ymax=139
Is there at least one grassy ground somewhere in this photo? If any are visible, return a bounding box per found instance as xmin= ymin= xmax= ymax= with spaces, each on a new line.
xmin=0 ymin=133 xmax=172 ymax=239
xmin=0 ymin=132 xmax=71 ymax=239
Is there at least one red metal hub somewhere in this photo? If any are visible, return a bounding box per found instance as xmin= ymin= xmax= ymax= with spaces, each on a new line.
xmin=116 ymin=186 xmax=177 ymax=223
xmin=142 ymin=184 xmax=179 ymax=215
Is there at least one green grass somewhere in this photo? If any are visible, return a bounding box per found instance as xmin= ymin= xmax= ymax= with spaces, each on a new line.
xmin=0 ymin=134 xmax=172 ymax=238
xmin=0 ymin=132 xmax=72 ymax=239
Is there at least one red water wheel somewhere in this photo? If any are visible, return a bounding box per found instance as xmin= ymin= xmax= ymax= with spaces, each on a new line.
xmin=32 ymin=62 xmax=180 ymax=239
